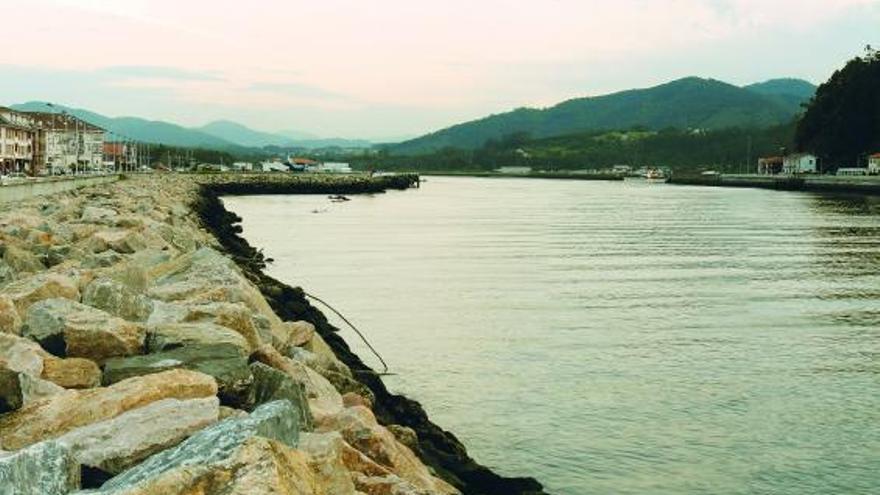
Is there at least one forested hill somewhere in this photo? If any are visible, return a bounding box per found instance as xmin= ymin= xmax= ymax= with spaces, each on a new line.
xmin=392 ymin=77 xmax=815 ymax=155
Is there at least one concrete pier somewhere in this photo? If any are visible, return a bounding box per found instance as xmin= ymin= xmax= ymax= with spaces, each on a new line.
xmin=0 ymin=175 xmax=119 ymax=204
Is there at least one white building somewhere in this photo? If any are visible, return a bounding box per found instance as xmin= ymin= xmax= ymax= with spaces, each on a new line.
xmin=232 ymin=162 xmax=253 ymax=171
xmin=836 ymin=167 xmax=867 ymax=176
xmin=319 ymin=162 xmax=352 ymax=173
xmin=869 ymin=153 xmax=880 ymax=175
xmin=496 ymin=166 xmax=532 ymax=174
xmin=783 ymin=153 xmax=818 ymax=175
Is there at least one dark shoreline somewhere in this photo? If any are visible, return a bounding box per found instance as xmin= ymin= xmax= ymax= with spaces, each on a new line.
xmin=191 ymin=174 xmax=548 ymax=495
xmin=669 ymin=174 xmax=880 ymax=195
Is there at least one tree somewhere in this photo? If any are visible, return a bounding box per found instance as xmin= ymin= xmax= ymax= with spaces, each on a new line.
xmin=795 ymin=48 xmax=880 ymax=169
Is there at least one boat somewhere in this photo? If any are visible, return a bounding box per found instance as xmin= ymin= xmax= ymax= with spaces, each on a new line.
xmin=644 ymin=168 xmax=668 ymax=182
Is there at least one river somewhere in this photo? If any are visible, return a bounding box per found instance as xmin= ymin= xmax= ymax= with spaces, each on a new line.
xmin=224 ymin=176 xmax=880 ymax=495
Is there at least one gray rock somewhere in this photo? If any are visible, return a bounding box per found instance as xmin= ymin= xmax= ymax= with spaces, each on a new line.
xmin=0 ymin=369 xmax=64 ymax=413
xmin=56 ymin=397 xmax=219 ymax=475
xmin=94 ymin=400 xmax=300 ymax=492
xmin=145 ymin=322 xmax=250 ymax=355
xmin=0 ymin=440 xmax=80 ymax=495
xmin=102 ymin=343 xmax=252 ymax=407
xmin=80 ymin=206 xmax=118 ymax=225
xmin=22 ymin=299 xmax=145 ymax=361
xmin=82 ymin=278 xmax=153 ymax=322
xmin=0 ymin=259 xmax=15 ymax=287
xmin=248 ymin=362 xmax=313 ymax=430
xmin=81 ymin=251 xmax=123 ymax=269
xmin=2 ymin=246 xmax=44 ymax=275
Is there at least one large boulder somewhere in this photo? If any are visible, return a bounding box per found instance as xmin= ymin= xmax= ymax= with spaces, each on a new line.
xmin=2 ymin=245 xmax=44 ymax=274
xmin=23 ymin=298 xmax=145 ymax=361
xmin=320 ymin=406 xmax=459 ymax=495
xmin=0 ymin=295 xmax=21 ymax=334
xmin=0 ymin=369 xmax=217 ymax=450
xmin=298 ymin=432 xmax=358 ymax=495
xmin=0 ymin=333 xmax=45 ymax=377
xmin=80 ymin=206 xmax=118 ymax=225
xmin=56 ymin=397 xmax=220 ymax=475
xmin=251 ymin=346 xmax=344 ymax=423
xmin=0 ymin=274 xmax=79 ymax=317
xmin=89 ymin=230 xmax=146 ymax=254
xmin=0 ymin=368 xmax=64 ymax=413
xmin=0 ymin=441 xmax=80 ymax=495
xmin=248 ymin=361 xmax=313 ymax=430
xmin=0 ymin=259 xmax=15 ymax=286
xmin=94 ymin=400 xmax=301 ymax=493
xmin=82 ymin=277 xmax=153 ymax=322
xmin=147 ymin=248 xmax=285 ymax=337
xmin=41 ymin=356 xmax=101 ymax=389
xmin=102 ymin=344 xmax=251 ymax=408
xmin=145 ymin=322 xmax=250 ymax=355
xmin=147 ymin=301 xmax=267 ymax=350
xmin=276 ymin=320 xmax=316 ymax=352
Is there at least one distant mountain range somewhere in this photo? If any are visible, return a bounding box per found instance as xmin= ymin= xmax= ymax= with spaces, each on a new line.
xmin=391 ymin=77 xmax=816 ymax=155
xmin=8 ymin=102 xmax=372 ymax=150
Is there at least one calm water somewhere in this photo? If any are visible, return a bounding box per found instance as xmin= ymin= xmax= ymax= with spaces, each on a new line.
xmin=224 ymin=177 xmax=880 ymax=495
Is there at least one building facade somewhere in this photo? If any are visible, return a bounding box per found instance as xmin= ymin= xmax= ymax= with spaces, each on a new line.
xmin=869 ymin=153 xmax=880 ymax=175
xmin=757 ymin=156 xmax=783 ymax=175
xmin=0 ymin=107 xmax=36 ymax=174
xmin=782 ymin=153 xmax=818 ymax=174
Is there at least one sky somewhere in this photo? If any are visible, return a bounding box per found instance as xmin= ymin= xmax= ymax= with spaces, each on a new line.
xmin=1 ymin=0 xmax=878 ymax=140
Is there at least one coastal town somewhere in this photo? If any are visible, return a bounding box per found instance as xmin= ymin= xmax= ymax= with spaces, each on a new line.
xmin=0 ymin=107 xmax=352 ymax=178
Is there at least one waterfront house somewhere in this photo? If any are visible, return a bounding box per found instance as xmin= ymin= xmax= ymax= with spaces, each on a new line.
xmin=496 ymin=166 xmax=532 ymax=174
xmin=757 ymin=156 xmax=783 ymax=175
xmin=0 ymin=107 xmax=35 ymax=175
xmin=103 ymin=142 xmax=136 ymax=171
xmin=28 ymin=111 xmax=105 ymax=174
xmin=869 ymin=153 xmax=880 ymax=175
xmin=782 ymin=153 xmax=818 ymax=174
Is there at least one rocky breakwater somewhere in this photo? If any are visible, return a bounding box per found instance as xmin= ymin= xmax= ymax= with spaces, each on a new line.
xmin=0 ymin=173 xmax=546 ymax=495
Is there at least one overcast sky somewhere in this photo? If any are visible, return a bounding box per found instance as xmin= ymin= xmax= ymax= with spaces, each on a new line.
xmin=1 ymin=0 xmax=878 ymax=140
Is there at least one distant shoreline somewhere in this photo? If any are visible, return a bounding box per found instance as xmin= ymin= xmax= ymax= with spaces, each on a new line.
xmin=668 ymin=174 xmax=880 ymax=196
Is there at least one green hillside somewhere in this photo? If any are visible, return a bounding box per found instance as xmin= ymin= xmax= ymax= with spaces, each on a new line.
xmin=391 ymin=77 xmax=814 ymax=155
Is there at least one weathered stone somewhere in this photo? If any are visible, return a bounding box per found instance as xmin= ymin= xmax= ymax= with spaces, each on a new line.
xmin=302 ymin=332 xmax=352 ymax=376
xmin=95 ymin=400 xmax=301 ymax=492
xmin=299 ymin=431 xmax=358 ymax=495
xmin=182 ymin=301 xmax=265 ymax=349
xmin=0 ymin=368 xmax=64 ymax=413
xmin=145 ymin=322 xmax=250 ymax=355
xmin=23 ymin=298 xmax=145 ymax=361
xmin=252 ymin=345 xmax=344 ymax=423
xmin=353 ymin=473 xmax=428 ymax=495
xmin=0 ymin=369 xmax=218 ymax=450
xmin=147 ymin=248 xmax=284 ymax=335
xmin=80 ymin=206 xmax=118 ymax=225
xmin=41 ymin=356 xmax=101 ymax=389
xmin=0 ymin=295 xmax=22 ymax=334
xmin=387 ymin=425 xmax=419 ymax=453
xmin=0 ymin=259 xmax=15 ymax=286
xmin=0 ymin=441 xmax=80 ymax=495
xmin=82 ymin=277 xmax=153 ymax=322
xmin=2 ymin=245 xmax=44 ymax=274
xmin=277 ymin=320 xmax=316 ymax=351
xmin=56 ymin=397 xmax=220 ymax=475
xmin=103 ymin=344 xmax=251 ymax=407
xmin=90 ymin=230 xmax=146 ymax=254
xmin=249 ymin=361 xmax=313 ymax=430
xmin=343 ymin=392 xmax=373 ymax=410
xmin=0 ymin=332 xmax=46 ymax=376
xmin=46 ymin=244 xmax=84 ymax=267
xmin=81 ymin=251 xmax=123 ymax=269
xmin=320 ymin=406 xmax=458 ymax=495
xmin=0 ymin=273 xmax=79 ymax=317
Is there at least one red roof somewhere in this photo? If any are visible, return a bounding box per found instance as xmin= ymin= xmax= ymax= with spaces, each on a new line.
xmin=292 ymin=157 xmax=318 ymax=165
xmin=870 ymin=153 xmax=880 ymax=159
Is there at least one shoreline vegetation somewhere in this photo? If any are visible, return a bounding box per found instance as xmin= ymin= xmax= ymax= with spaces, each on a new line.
xmin=0 ymin=173 xmax=546 ymax=495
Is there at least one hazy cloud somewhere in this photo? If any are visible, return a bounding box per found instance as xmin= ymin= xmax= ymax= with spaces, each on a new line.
xmin=100 ymin=65 xmax=222 ymax=81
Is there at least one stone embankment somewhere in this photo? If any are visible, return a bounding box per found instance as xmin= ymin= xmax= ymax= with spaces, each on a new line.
xmin=0 ymin=173 xmax=546 ymax=495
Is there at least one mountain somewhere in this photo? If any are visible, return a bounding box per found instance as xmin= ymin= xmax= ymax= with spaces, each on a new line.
xmin=745 ymin=78 xmax=817 ymax=100
xmin=10 ymin=102 xmax=235 ymax=148
xmin=198 ymin=120 xmax=297 ymax=147
xmin=391 ymin=77 xmax=816 ymax=155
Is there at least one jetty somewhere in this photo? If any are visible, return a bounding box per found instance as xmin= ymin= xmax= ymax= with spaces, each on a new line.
xmin=0 ymin=173 xmax=546 ymax=495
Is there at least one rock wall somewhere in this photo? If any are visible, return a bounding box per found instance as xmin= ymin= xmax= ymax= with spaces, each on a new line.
xmin=0 ymin=173 xmax=547 ymax=495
